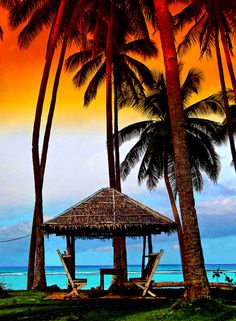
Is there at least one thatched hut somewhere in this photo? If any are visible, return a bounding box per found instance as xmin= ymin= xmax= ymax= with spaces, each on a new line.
xmin=42 ymin=187 xmax=176 ymax=284
xmin=43 ymin=187 xmax=175 ymax=237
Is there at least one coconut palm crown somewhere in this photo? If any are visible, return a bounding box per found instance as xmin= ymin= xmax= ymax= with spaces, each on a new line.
xmin=118 ymin=68 xmax=226 ymax=193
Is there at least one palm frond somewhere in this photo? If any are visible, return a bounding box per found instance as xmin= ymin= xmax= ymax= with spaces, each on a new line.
xmin=135 ymin=72 xmax=168 ymax=119
xmin=165 ymin=154 xmax=177 ymax=198
xmin=120 ymin=129 xmax=153 ymax=179
xmin=181 ymin=68 xmax=204 ymax=106
xmin=185 ymin=92 xmax=225 ymax=118
xmin=177 ymin=14 xmax=207 ymax=56
xmin=0 ymin=0 xmax=16 ymax=10
xmin=122 ymin=0 xmax=150 ymax=39
xmin=9 ymin=0 xmax=43 ymax=29
xmin=186 ymin=118 xmax=227 ymax=145
xmin=18 ymin=3 xmax=54 ymax=49
xmin=199 ymin=18 xmax=216 ymax=59
xmin=118 ymin=121 xmax=154 ymax=146
xmin=65 ymin=50 xmax=93 ymax=72
xmin=138 ymin=0 xmax=157 ymax=29
xmin=122 ymin=39 xmax=158 ymax=59
xmin=122 ymin=54 xmax=154 ymax=87
xmin=188 ymin=129 xmax=221 ymax=185
xmin=174 ymin=2 xmax=202 ymax=32
xmin=138 ymin=129 xmax=167 ymax=189
xmin=84 ymin=62 xmax=106 ymax=106
xmin=119 ymin=62 xmax=146 ymax=99
xmin=72 ymin=54 xmax=104 ymax=88
xmin=190 ymin=163 xmax=203 ymax=191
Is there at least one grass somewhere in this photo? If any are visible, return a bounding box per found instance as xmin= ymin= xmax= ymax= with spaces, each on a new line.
xmin=0 ymin=291 xmax=236 ymax=321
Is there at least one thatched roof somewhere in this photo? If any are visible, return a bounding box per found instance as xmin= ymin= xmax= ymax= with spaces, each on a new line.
xmin=42 ymin=188 xmax=176 ymax=238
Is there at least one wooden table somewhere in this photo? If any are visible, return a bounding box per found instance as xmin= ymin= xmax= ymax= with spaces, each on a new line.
xmin=100 ymin=268 xmax=124 ymax=290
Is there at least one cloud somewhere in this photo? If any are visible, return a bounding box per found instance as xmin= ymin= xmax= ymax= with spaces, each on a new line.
xmin=172 ymin=244 xmax=180 ymax=250
xmin=0 ymin=130 xmax=236 ymax=266
xmin=197 ymin=198 xmax=236 ymax=216
xmin=0 ymin=221 xmax=31 ymax=241
xmin=87 ymin=245 xmax=113 ymax=253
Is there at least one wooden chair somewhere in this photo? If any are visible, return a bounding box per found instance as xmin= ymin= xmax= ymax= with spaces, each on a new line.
xmin=57 ymin=249 xmax=87 ymax=296
xmin=131 ymin=249 xmax=164 ymax=297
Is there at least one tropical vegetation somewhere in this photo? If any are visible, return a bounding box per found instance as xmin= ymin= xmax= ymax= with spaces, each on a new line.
xmin=118 ymin=67 xmax=226 ymax=277
xmin=0 ymin=0 xmax=234 ymax=302
xmin=1 ymin=290 xmax=236 ymax=321
xmin=174 ymin=0 xmax=236 ymax=170
xmin=65 ymin=1 xmax=157 ymax=286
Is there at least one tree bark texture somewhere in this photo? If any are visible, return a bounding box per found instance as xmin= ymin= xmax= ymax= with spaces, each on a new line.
xmin=215 ymin=30 xmax=236 ymax=172
xmin=106 ymin=0 xmax=116 ymax=188
xmin=30 ymin=0 xmax=68 ymax=290
xmin=41 ymin=36 xmax=68 ymax=180
xmin=105 ymin=3 xmax=127 ymax=287
xmin=114 ymin=74 xmax=121 ymax=191
xmin=154 ymin=0 xmax=210 ymax=300
xmin=27 ymin=36 xmax=68 ymax=290
xmin=164 ymin=173 xmax=186 ymax=278
xmin=215 ymin=0 xmax=236 ymax=103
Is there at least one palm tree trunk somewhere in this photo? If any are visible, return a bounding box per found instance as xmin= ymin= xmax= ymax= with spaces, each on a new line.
xmin=27 ymin=208 xmax=36 ymax=290
xmin=41 ymin=36 xmax=68 ymax=179
xmin=215 ymin=30 xmax=236 ymax=171
xmin=114 ymin=74 xmax=121 ymax=191
xmin=154 ymin=0 xmax=210 ymax=300
xmin=111 ymin=72 xmax=127 ymax=288
xmin=215 ymin=0 xmax=236 ymax=102
xmin=27 ymin=36 xmax=68 ymax=290
xmin=221 ymin=34 xmax=236 ymax=101
xmin=164 ymin=173 xmax=186 ymax=278
xmin=31 ymin=0 xmax=68 ymax=290
xmin=105 ymin=0 xmax=116 ymax=188
xmin=141 ymin=236 xmax=146 ymax=278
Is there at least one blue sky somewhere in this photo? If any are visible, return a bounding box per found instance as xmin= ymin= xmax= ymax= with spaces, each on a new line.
xmin=0 ymin=4 xmax=235 ymax=268
xmin=0 ymin=126 xmax=235 ymax=267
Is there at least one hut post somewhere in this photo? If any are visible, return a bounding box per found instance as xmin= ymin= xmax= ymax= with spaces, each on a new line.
xmin=141 ymin=235 xmax=146 ymax=278
xmin=66 ymin=235 xmax=71 ymax=255
xmin=66 ymin=236 xmax=75 ymax=280
xmin=148 ymin=234 xmax=153 ymax=254
xmin=70 ymin=236 xmax=75 ymax=280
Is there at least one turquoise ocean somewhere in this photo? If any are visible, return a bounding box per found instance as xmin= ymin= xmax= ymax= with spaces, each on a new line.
xmin=0 ymin=265 xmax=236 ymax=291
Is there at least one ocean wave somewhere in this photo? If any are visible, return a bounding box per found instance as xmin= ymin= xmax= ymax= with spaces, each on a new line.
xmin=206 ymin=269 xmax=236 ymax=273
xmin=75 ymin=272 xmax=99 ymax=275
xmin=0 ymin=273 xmax=24 ymax=276
xmin=46 ymin=272 xmax=66 ymax=276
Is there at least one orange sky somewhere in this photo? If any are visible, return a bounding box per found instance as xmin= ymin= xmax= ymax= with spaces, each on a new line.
xmin=0 ymin=5 xmax=235 ymax=132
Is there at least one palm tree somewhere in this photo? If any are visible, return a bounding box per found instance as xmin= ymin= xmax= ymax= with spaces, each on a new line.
xmin=65 ymin=1 xmax=157 ymax=286
xmin=9 ymin=0 xmax=83 ymax=290
xmin=174 ymin=0 xmax=236 ymax=171
xmin=0 ymin=0 xmax=17 ymax=40
xmin=118 ymin=68 xmax=226 ymax=276
xmin=11 ymin=0 xmax=95 ymax=289
xmin=140 ymin=0 xmax=211 ymax=299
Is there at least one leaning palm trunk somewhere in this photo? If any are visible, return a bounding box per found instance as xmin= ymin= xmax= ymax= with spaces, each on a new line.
xmin=105 ymin=1 xmax=116 ymax=188
xmin=215 ymin=0 xmax=236 ymax=102
xmin=215 ymin=31 xmax=236 ymax=171
xmin=27 ymin=37 xmax=68 ymax=289
xmin=41 ymin=36 xmax=68 ymax=179
xmin=31 ymin=0 xmax=68 ymax=290
xmin=27 ymin=208 xmax=36 ymax=289
xmin=105 ymin=1 xmax=127 ymax=288
xmin=221 ymin=33 xmax=236 ymax=101
xmin=154 ymin=0 xmax=210 ymax=300
xmin=164 ymin=173 xmax=186 ymax=278
xmin=114 ymin=75 xmax=121 ymax=192
xmin=112 ymin=74 xmax=128 ymax=286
